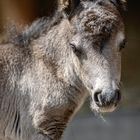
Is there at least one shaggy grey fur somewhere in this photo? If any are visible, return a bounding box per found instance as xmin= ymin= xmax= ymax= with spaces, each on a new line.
xmin=0 ymin=0 xmax=126 ymax=140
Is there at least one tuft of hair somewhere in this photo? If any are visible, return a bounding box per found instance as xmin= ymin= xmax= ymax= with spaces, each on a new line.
xmin=9 ymin=12 xmax=63 ymax=47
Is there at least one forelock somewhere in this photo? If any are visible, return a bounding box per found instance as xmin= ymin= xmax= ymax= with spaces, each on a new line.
xmin=77 ymin=2 xmax=120 ymax=39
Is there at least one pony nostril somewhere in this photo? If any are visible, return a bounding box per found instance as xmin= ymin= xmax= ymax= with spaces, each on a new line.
xmin=115 ymin=90 xmax=121 ymax=102
xmin=94 ymin=91 xmax=102 ymax=105
xmin=93 ymin=90 xmax=121 ymax=107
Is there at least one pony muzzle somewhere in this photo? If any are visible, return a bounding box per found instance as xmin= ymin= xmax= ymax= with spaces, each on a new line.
xmin=91 ymin=89 xmax=121 ymax=113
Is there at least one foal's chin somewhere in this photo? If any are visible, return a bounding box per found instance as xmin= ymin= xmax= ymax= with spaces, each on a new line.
xmin=91 ymin=103 xmax=118 ymax=113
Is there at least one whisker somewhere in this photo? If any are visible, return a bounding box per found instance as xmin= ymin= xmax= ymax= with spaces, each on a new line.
xmin=93 ymin=110 xmax=109 ymax=125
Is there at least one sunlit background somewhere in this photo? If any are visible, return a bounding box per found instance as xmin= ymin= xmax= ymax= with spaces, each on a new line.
xmin=0 ymin=0 xmax=140 ymax=140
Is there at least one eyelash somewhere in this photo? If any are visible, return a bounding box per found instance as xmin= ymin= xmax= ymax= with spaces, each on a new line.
xmin=70 ymin=43 xmax=82 ymax=57
xmin=70 ymin=43 xmax=77 ymax=52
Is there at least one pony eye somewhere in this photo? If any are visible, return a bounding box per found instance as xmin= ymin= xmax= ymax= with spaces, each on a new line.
xmin=70 ymin=43 xmax=77 ymax=52
xmin=70 ymin=43 xmax=82 ymax=57
xmin=119 ymin=39 xmax=126 ymax=51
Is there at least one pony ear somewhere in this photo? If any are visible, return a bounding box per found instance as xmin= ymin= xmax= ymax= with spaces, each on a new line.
xmin=117 ymin=0 xmax=127 ymax=11
xmin=111 ymin=0 xmax=127 ymax=11
xmin=59 ymin=0 xmax=81 ymax=15
xmin=59 ymin=0 xmax=70 ymax=9
xmin=59 ymin=0 xmax=73 ymax=13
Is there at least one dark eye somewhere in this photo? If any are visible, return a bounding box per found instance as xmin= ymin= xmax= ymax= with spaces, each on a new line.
xmin=70 ymin=43 xmax=82 ymax=57
xmin=70 ymin=43 xmax=77 ymax=53
xmin=119 ymin=39 xmax=126 ymax=51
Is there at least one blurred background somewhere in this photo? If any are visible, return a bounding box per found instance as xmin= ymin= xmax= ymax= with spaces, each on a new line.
xmin=0 ymin=0 xmax=140 ymax=140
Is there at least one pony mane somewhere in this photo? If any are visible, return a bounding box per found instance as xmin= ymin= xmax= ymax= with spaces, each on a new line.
xmin=9 ymin=12 xmax=63 ymax=47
